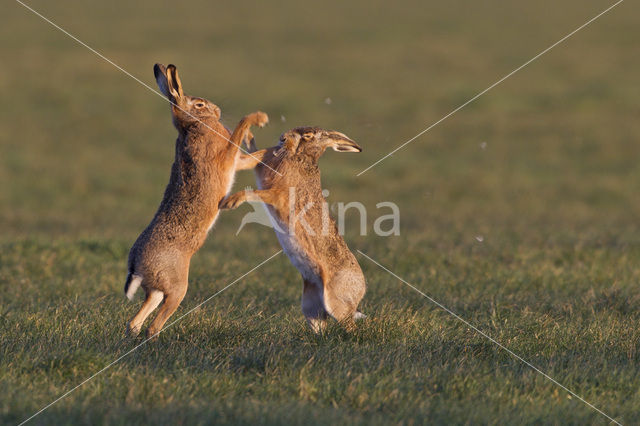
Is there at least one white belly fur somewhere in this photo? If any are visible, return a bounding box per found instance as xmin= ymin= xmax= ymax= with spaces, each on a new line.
xmin=256 ymin=179 xmax=321 ymax=285
xmin=270 ymin=211 xmax=321 ymax=286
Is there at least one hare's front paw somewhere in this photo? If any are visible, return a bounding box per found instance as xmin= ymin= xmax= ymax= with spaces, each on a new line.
xmin=219 ymin=192 xmax=246 ymax=210
xmin=248 ymin=111 xmax=269 ymax=127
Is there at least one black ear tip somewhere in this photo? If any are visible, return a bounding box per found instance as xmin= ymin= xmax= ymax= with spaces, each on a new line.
xmin=153 ymin=63 xmax=164 ymax=78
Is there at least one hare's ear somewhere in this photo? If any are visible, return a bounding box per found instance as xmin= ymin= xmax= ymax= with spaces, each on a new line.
xmin=323 ymin=131 xmax=362 ymax=153
xmin=154 ymin=63 xmax=170 ymax=97
xmin=166 ymin=64 xmax=184 ymax=103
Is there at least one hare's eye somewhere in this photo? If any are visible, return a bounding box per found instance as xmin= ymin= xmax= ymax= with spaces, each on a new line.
xmin=195 ymin=102 xmax=205 ymax=109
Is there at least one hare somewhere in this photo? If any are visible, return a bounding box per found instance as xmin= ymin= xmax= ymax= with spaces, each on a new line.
xmin=219 ymin=127 xmax=366 ymax=333
xmin=124 ymin=63 xmax=268 ymax=338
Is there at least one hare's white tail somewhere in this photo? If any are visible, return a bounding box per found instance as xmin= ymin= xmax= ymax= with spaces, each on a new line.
xmin=124 ymin=273 xmax=143 ymax=300
xmin=353 ymin=311 xmax=367 ymax=321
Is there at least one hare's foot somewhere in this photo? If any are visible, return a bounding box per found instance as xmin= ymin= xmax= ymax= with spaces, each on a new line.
xmin=247 ymin=111 xmax=269 ymax=127
xmin=127 ymin=323 xmax=141 ymax=337
xmin=127 ymin=290 xmax=163 ymax=337
xmin=219 ymin=191 xmax=247 ymax=210
xmin=146 ymin=285 xmax=187 ymax=339
xmin=302 ymin=280 xmax=329 ymax=334
xmin=306 ymin=317 xmax=328 ymax=334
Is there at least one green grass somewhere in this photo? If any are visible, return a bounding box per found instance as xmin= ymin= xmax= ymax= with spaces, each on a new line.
xmin=2 ymin=0 xmax=639 ymax=424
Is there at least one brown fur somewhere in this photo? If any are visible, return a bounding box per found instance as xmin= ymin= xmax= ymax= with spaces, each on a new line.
xmin=125 ymin=63 xmax=268 ymax=338
xmin=220 ymin=127 xmax=366 ymax=332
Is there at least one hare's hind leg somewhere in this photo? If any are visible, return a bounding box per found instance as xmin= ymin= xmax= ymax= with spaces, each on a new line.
xmin=128 ymin=289 xmax=164 ymax=336
xmin=302 ymin=280 xmax=328 ymax=334
xmin=323 ymin=273 xmax=366 ymax=331
xmin=146 ymin=279 xmax=188 ymax=338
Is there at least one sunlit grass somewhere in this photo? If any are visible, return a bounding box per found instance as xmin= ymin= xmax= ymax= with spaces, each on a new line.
xmin=1 ymin=0 xmax=639 ymax=424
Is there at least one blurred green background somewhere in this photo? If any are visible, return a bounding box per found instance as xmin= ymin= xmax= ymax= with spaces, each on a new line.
xmin=1 ymin=0 xmax=639 ymax=424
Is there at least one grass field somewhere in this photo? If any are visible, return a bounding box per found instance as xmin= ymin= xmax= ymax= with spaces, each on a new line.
xmin=2 ymin=0 xmax=639 ymax=424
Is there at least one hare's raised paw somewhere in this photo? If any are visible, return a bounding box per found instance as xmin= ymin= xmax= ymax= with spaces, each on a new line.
xmin=248 ymin=111 xmax=269 ymax=127
xmin=219 ymin=192 xmax=247 ymax=210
